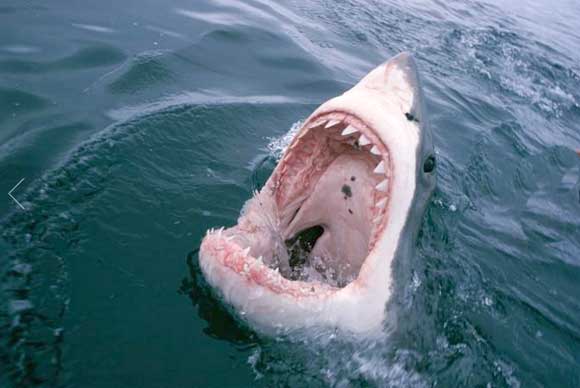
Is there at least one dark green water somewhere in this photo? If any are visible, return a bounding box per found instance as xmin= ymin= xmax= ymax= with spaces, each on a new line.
xmin=1 ymin=0 xmax=580 ymax=387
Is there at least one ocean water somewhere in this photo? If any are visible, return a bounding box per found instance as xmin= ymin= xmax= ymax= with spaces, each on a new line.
xmin=1 ymin=0 xmax=579 ymax=387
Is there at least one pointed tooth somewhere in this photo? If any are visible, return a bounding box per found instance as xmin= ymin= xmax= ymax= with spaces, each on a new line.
xmin=325 ymin=119 xmax=341 ymax=128
xmin=373 ymin=161 xmax=386 ymax=174
xmin=341 ymin=125 xmax=358 ymax=136
xmin=225 ymin=236 xmax=235 ymax=241
xmin=375 ymin=179 xmax=388 ymax=192
xmin=257 ymin=256 xmax=263 ymax=263
xmin=359 ymin=134 xmax=371 ymax=146
xmin=370 ymin=145 xmax=381 ymax=155
xmin=242 ymin=247 xmax=250 ymax=256
xmin=376 ymin=197 xmax=388 ymax=208
xmin=217 ymin=228 xmax=223 ymax=237
xmin=373 ymin=216 xmax=382 ymax=224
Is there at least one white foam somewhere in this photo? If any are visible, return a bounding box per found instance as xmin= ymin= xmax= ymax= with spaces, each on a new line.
xmin=265 ymin=120 xmax=303 ymax=160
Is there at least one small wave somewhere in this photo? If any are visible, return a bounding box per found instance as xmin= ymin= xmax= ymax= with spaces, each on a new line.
xmin=71 ymin=23 xmax=115 ymax=34
xmin=449 ymin=26 xmax=579 ymax=117
xmin=265 ymin=120 xmax=302 ymax=160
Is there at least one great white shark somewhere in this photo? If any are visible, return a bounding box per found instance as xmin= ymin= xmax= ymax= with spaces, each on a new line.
xmin=199 ymin=52 xmax=435 ymax=335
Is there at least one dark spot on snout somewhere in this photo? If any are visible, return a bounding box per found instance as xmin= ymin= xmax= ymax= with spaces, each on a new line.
xmin=405 ymin=112 xmax=419 ymax=122
xmin=348 ymin=209 xmax=353 ymax=214
xmin=341 ymin=184 xmax=352 ymax=198
xmin=350 ymin=176 xmax=356 ymax=181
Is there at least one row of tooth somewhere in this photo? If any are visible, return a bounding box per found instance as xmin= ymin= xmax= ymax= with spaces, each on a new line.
xmin=334 ymin=121 xmax=389 ymax=196
xmin=206 ymin=229 xmax=303 ymax=278
xmin=207 ymin=228 xmax=265 ymax=263
xmin=236 ymin=245 xmax=265 ymax=266
xmin=339 ymin=125 xmax=380 ymax=155
xmin=304 ymin=118 xmax=390 ymax=195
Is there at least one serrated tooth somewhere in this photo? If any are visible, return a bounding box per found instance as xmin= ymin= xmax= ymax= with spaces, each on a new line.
xmin=359 ymin=134 xmax=371 ymax=146
xmin=242 ymin=247 xmax=250 ymax=256
xmin=370 ymin=145 xmax=381 ymax=155
xmin=376 ymin=179 xmax=388 ymax=192
xmin=325 ymin=119 xmax=341 ymax=128
xmin=373 ymin=161 xmax=385 ymax=174
xmin=376 ymin=197 xmax=387 ymax=208
xmin=341 ymin=125 xmax=358 ymax=136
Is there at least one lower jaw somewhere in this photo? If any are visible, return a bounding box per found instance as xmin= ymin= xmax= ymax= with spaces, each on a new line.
xmin=199 ymin=236 xmax=388 ymax=335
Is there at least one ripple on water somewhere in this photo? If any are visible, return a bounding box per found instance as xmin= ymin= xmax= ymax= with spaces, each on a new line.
xmin=107 ymin=51 xmax=174 ymax=95
xmin=0 ymin=88 xmax=49 ymax=124
xmin=0 ymin=45 xmax=126 ymax=74
xmin=0 ymin=100 xmax=310 ymax=387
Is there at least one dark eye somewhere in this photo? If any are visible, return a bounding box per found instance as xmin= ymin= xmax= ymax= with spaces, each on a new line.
xmin=423 ymin=155 xmax=436 ymax=173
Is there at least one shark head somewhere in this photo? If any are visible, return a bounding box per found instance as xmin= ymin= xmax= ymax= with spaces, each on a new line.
xmin=199 ymin=52 xmax=435 ymax=334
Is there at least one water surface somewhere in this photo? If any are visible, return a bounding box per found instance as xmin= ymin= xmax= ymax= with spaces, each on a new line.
xmin=1 ymin=0 xmax=579 ymax=387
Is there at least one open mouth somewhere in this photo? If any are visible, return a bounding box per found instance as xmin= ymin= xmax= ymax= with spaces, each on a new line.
xmin=202 ymin=111 xmax=392 ymax=293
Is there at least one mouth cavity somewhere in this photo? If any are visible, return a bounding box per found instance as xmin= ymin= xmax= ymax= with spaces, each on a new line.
xmin=204 ymin=111 xmax=392 ymax=291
